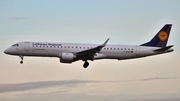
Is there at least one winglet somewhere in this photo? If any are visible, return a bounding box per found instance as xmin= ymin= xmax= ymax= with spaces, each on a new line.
xmin=100 ymin=38 xmax=109 ymax=47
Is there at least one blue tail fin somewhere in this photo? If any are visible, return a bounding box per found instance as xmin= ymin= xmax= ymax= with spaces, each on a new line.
xmin=141 ymin=24 xmax=172 ymax=47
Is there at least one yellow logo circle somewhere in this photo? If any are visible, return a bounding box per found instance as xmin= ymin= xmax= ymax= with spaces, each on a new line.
xmin=158 ymin=31 xmax=168 ymax=41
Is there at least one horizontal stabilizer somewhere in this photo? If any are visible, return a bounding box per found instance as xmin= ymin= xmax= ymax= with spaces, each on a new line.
xmin=153 ymin=45 xmax=174 ymax=52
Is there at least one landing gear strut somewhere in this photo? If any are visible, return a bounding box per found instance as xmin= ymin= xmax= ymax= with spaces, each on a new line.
xmin=20 ymin=56 xmax=23 ymax=64
xmin=83 ymin=61 xmax=89 ymax=68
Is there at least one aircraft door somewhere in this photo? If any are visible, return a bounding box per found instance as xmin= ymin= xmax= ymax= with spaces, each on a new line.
xmin=136 ymin=46 xmax=140 ymax=56
xmin=24 ymin=42 xmax=30 ymax=51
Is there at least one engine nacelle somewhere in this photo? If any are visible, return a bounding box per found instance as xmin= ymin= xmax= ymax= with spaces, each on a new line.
xmin=59 ymin=52 xmax=75 ymax=63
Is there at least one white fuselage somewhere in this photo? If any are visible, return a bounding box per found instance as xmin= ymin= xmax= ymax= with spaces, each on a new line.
xmin=4 ymin=24 xmax=174 ymax=68
xmin=4 ymin=41 xmax=172 ymax=61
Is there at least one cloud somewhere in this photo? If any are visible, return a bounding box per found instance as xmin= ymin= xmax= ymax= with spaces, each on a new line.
xmin=0 ymin=76 xmax=179 ymax=94
xmin=126 ymin=97 xmax=180 ymax=101
xmin=0 ymin=80 xmax=96 ymax=93
xmin=0 ymin=0 xmax=13 ymax=2
xmin=113 ymin=76 xmax=180 ymax=83
xmin=8 ymin=17 xmax=31 ymax=21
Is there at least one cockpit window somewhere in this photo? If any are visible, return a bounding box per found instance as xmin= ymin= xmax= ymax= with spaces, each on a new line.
xmin=12 ymin=44 xmax=19 ymax=47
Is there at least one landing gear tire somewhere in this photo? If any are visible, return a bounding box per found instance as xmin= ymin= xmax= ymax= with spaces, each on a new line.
xmin=19 ymin=56 xmax=24 ymax=64
xmin=20 ymin=61 xmax=23 ymax=64
xmin=83 ymin=61 xmax=89 ymax=68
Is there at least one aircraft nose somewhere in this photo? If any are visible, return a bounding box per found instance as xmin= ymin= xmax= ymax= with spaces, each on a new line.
xmin=4 ymin=48 xmax=10 ymax=54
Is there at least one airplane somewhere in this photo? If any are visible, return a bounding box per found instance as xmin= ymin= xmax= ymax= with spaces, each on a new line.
xmin=4 ymin=24 xmax=174 ymax=68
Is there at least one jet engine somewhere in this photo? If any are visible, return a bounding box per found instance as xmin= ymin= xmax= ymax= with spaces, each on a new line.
xmin=59 ymin=52 xmax=76 ymax=63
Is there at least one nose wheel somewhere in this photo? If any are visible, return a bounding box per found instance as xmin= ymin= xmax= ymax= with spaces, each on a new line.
xmin=19 ymin=56 xmax=24 ymax=64
xmin=20 ymin=61 xmax=23 ymax=64
xmin=83 ymin=61 xmax=89 ymax=68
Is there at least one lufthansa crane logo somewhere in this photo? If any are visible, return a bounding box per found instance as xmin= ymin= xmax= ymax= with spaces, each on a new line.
xmin=158 ymin=31 xmax=168 ymax=41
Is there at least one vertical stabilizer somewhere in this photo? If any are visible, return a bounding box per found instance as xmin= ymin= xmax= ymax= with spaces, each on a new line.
xmin=141 ymin=24 xmax=172 ymax=47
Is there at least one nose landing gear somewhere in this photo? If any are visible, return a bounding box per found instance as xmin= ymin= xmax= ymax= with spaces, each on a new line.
xmin=83 ymin=61 xmax=89 ymax=68
xmin=20 ymin=56 xmax=23 ymax=64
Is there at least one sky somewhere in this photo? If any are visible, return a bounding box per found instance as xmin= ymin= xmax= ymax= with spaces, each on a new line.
xmin=0 ymin=0 xmax=180 ymax=101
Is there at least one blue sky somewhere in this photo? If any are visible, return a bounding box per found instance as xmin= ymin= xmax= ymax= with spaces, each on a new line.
xmin=0 ymin=0 xmax=180 ymax=101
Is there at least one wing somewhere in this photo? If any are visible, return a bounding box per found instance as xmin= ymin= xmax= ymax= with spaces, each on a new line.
xmin=74 ymin=38 xmax=109 ymax=61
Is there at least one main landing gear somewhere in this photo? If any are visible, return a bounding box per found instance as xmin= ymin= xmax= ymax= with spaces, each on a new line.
xmin=83 ymin=61 xmax=89 ymax=68
xmin=19 ymin=56 xmax=23 ymax=64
